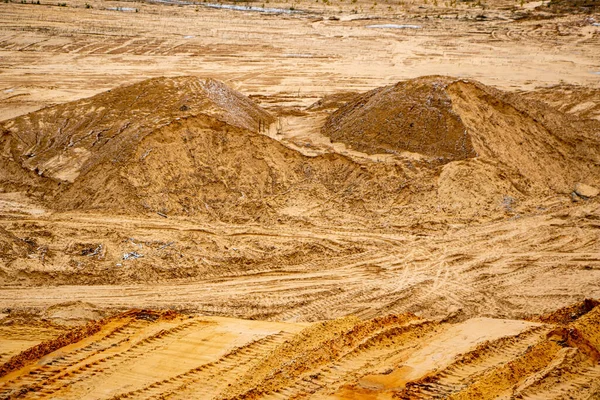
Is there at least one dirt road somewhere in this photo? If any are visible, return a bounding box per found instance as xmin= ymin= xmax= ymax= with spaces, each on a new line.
xmin=1 ymin=201 xmax=598 ymax=322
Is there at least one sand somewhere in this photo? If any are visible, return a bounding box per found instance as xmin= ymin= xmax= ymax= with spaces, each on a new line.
xmin=1 ymin=306 xmax=600 ymax=399
xmin=0 ymin=0 xmax=599 ymax=397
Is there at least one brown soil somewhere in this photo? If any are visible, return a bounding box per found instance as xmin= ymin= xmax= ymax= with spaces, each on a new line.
xmin=4 ymin=75 xmax=598 ymax=223
xmin=543 ymin=0 xmax=600 ymax=14
xmin=323 ymin=76 xmax=600 ymax=204
xmin=322 ymin=76 xmax=476 ymax=160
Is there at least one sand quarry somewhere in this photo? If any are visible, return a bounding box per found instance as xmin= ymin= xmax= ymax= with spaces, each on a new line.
xmin=0 ymin=0 xmax=600 ymax=398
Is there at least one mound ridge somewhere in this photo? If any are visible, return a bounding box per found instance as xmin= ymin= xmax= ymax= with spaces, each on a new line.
xmin=2 ymin=75 xmax=598 ymax=220
xmin=61 ymin=113 xmax=415 ymax=219
xmin=0 ymin=77 xmax=417 ymax=218
xmin=446 ymin=79 xmax=600 ymax=195
xmin=322 ymin=76 xmax=476 ymax=161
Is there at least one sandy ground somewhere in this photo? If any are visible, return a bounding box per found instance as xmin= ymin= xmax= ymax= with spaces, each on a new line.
xmin=0 ymin=203 xmax=599 ymax=322
xmin=1 ymin=0 xmax=599 ymax=122
xmin=1 ymin=307 xmax=599 ymax=399
xmin=1 ymin=0 xmax=600 ymax=397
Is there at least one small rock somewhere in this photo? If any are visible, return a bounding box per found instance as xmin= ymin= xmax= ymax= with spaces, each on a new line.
xmin=123 ymin=251 xmax=143 ymax=260
xmin=574 ymin=183 xmax=599 ymax=199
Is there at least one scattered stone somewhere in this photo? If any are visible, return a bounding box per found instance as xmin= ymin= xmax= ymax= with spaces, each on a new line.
xmin=123 ymin=251 xmax=143 ymax=260
xmin=574 ymin=183 xmax=599 ymax=199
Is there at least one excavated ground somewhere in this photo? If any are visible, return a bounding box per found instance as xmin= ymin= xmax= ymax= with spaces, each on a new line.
xmin=1 ymin=304 xmax=600 ymax=399
xmin=1 ymin=0 xmax=599 ymax=397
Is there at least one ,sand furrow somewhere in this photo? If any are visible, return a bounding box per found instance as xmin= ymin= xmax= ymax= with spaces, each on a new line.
xmin=2 ymin=306 xmax=600 ymax=399
xmin=24 ymin=320 xmax=209 ymax=399
xmin=399 ymin=325 xmax=550 ymax=398
xmin=115 ymin=331 xmax=293 ymax=400
xmin=0 ymin=318 xmax=149 ymax=397
xmin=243 ymin=320 xmax=443 ymax=399
xmin=164 ymin=333 xmax=295 ymax=400
xmin=514 ymin=350 xmax=600 ymax=399
xmin=0 ymin=317 xmax=202 ymax=399
xmin=444 ymin=340 xmax=564 ymax=400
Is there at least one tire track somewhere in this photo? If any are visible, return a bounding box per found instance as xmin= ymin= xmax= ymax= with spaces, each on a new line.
xmin=252 ymin=320 xmax=442 ymax=400
xmin=28 ymin=320 xmax=207 ymax=399
xmin=113 ymin=331 xmax=293 ymax=400
xmin=517 ymin=355 xmax=600 ymax=399
xmin=0 ymin=318 xmax=149 ymax=399
xmin=400 ymin=325 xmax=551 ymax=399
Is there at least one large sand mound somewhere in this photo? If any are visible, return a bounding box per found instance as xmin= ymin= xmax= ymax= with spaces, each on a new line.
xmin=323 ymin=76 xmax=600 ymax=207
xmin=0 ymin=77 xmax=298 ymax=216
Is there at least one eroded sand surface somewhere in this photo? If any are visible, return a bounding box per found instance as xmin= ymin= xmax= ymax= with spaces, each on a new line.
xmin=0 ymin=0 xmax=599 ymax=397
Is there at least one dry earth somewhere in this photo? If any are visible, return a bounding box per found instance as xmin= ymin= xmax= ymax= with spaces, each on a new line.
xmin=0 ymin=0 xmax=599 ymax=397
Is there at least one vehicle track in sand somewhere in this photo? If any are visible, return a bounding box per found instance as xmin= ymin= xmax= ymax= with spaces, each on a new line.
xmin=1 ymin=0 xmax=599 ymax=398
xmin=1 ymin=201 xmax=599 ymax=322
xmin=4 ymin=305 xmax=596 ymax=399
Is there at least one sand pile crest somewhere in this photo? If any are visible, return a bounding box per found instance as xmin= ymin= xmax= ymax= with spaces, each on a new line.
xmin=322 ymin=76 xmax=476 ymax=161
xmin=0 ymin=78 xmax=416 ymax=219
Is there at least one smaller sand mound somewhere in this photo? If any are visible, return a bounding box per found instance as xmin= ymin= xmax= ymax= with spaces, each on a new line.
xmin=321 ymin=76 xmax=476 ymax=161
xmin=323 ymin=76 xmax=600 ymax=208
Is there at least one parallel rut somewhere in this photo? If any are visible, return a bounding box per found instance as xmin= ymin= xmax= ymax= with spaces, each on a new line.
xmin=246 ymin=321 xmax=443 ymax=400
xmin=517 ymin=357 xmax=600 ymax=399
xmin=114 ymin=331 xmax=294 ymax=400
xmin=400 ymin=324 xmax=551 ymax=399
xmin=0 ymin=319 xmax=207 ymax=399
xmin=0 ymin=318 xmax=152 ymax=399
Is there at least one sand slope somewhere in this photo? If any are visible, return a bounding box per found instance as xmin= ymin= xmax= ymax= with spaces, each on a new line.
xmin=4 ymin=76 xmax=599 ymax=221
xmin=0 ymin=77 xmax=274 ymax=207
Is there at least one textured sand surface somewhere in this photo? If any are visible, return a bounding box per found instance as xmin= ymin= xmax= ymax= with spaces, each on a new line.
xmin=0 ymin=0 xmax=599 ymax=397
